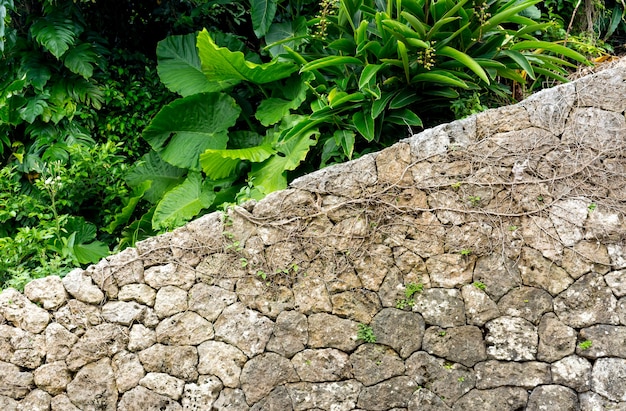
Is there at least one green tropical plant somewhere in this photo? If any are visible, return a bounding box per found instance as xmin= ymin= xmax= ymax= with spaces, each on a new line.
xmin=124 ymin=0 xmax=588 ymax=236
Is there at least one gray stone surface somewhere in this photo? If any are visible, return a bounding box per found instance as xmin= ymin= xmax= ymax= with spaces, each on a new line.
xmin=537 ymin=312 xmax=577 ymax=362
xmin=484 ymin=316 xmax=538 ymax=361
xmin=349 ymin=344 xmax=405 ymax=386
xmin=240 ymin=352 xmax=299 ymax=404
xmin=422 ymin=325 xmax=486 ymax=367
xmin=551 ymin=355 xmax=592 ymax=392
xmin=592 ymin=358 xmax=626 ymax=402
xmin=214 ymin=302 xmax=274 ymax=358
xmin=412 ymin=288 xmax=466 ymax=327
xmin=475 ymin=361 xmax=551 ymax=389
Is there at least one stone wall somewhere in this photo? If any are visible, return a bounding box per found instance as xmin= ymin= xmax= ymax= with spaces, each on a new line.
xmin=1 ymin=59 xmax=626 ymax=410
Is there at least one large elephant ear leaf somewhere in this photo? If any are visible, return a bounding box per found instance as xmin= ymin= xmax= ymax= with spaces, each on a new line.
xmin=142 ymin=92 xmax=241 ymax=170
xmin=156 ymin=34 xmax=216 ymax=96
xmin=152 ymin=172 xmax=216 ymax=230
xmin=197 ymin=29 xmax=298 ymax=91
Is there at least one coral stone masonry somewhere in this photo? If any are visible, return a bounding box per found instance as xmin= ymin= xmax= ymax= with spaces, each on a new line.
xmin=1 ymin=59 xmax=626 ymax=410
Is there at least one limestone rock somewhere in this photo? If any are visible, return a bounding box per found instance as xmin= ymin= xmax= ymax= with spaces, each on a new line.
xmin=578 ymin=325 xmax=626 ymax=358
xmin=66 ymin=358 xmax=117 ymax=411
xmin=0 ymin=395 xmax=18 ymax=411
xmin=606 ymin=270 xmax=626 ymax=297
xmin=292 ymin=276 xmax=332 ymax=314
xmin=154 ymin=286 xmax=188 ymax=318
xmin=236 ymin=277 xmax=294 ymax=319
xmin=473 ymin=255 xmax=521 ymax=302
xmin=250 ymin=386 xmax=292 ymax=411
xmin=0 ymin=325 xmax=45 ymax=369
xmin=422 ymin=325 xmax=487 ymax=367
xmin=17 ymin=389 xmax=51 ymax=411
xmin=331 ymin=289 xmax=382 ymax=323
xmin=408 ymin=388 xmax=452 ymax=411
xmin=592 ymin=358 xmax=626 ymax=402
xmin=291 ymin=348 xmax=351 ymax=382
xmin=549 ymin=198 xmax=588 ymax=247
xmin=352 ymin=244 xmax=394 ymax=291
xmin=579 ymin=391 xmax=626 ymax=411
xmin=144 ymin=263 xmax=195 ymax=290
xmin=307 ymin=313 xmax=359 ymax=352
xmin=139 ymin=372 xmax=185 ymax=400
xmin=240 ymin=352 xmax=299 ymax=404
xmin=23 ymin=276 xmax=67 ymax=310
xmin=461 ymin=284 xmax=500 ymax=326
xmin=197 ymin=341 xmax=247 ymax=388
xmin=537 ymin=313 xmax=577 ymax=362
xmin=518 ymin=247 xmax=573 ymax=296
xmin=376 ymin=143 xmax=414 ymax=185
xmin=50 ymin=394 xmax=80 ymax=411
xmin=62 ymin=268 xmax=105 ymax=304
xmin=112 ymin=351 xmax=145 ymax=393
xmin=426 ymin=253 xmax=475 ymax=288
xmin=128 ymin=324 xmax=157 ymax=352
xmin=526 ymin=385 xmax=579 ymax=411
xmin=212 ymin=388 xmax=249 ymax=411
xmin=412 ymin=288 xmax=466 ymax=328
xmin=405 ymin=351 xmax=475 ymax=406
xmin=156 ymin=311 xmax=214 ymax=346
xmin=33 ymin=361 xmax=71 ymax=395
xmin=101 ymin=300 xmax=147 ymax=325
xmin=266 ymin=310 xmax=308 ymax=358
xmin=53 ymin=299 xmax=101 ymax=334
xmin=0 ymin=288 xmax=50 ymax=334
xmin=182 ymin=377 xmax=223 ymax=411
xmin=188 ymin=283 xmax=237 ymax=322
xmin=357 ymin=376 xmax=419 ymax=411
xmin=214 ymin=302 xmax=274 ymax=357
xmin=370 ymin=308 xmax=424 ymax=359
xmin=497 ymin=286 xmax=553 ymax=325
xmin=485 ymin=316 xmax=538 ymax=361
xmin=349 ymin=344 xmax=405 ymax=386
xmin=109 ymin=247 xmax=145 ymax=286
xmin=609 ymin=243 xmax=626 ymax=269
xmin=475 ymin=360 xmax=551 ymax=389
xmin=286 ymin=380 xmax=363 ymax=411
xmin=554 ymin=272 xmax=619 ymax=328
xmin=561 ymin=241 xmax=611 ymax=279
xmin=551 ymin=355 xmax=592 ymax=392
xmin=138 ymin=344 xmax=199 ymax=381
xmin=451 ymin=387 xmax=528 ymax=411
xmin=118 ymin=284 xmax=157 ymax=306
xmin=0 ymin=360 xmax=34 ymax=399
xmin=65 ymin=323 xmax=129 ymax=371
xmin=44 ymin=323 xmax=78 ymax=362
xmin=118 ymin=386 xmax=182 ymax=411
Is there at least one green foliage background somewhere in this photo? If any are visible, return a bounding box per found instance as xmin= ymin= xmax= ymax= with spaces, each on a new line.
xmin=0 ymin=0 xmax=622 ymax=289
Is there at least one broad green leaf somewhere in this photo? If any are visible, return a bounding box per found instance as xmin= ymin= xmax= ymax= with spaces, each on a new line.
xmin=387 ymin=109 xmax=423 ymax=126
xmin=105 ymin=180 xmax=152 ymax=234
xmin=353 ymin=111 xmax=375 ymax=142
xmin=437 ymin=46 xmax=490 ymax=84
xmin=389 ymin=90 xmax=420 ymax=109
xmin=328 ymin=89 xmax=365 ymax=108
xmin=400 ymin=11 xmax=427 ymax=38
xmin=157 ymin=34 xmax=214 ymax=96
xmin=510 ymin=40 xmax=589 ymax=64
xmin=428 ymin=16 xmax=460 ymax=38
xmin=251 ymin=0 xmax=277 ymax=38
xmin=265 ymin=17 xmax=307 ymax=57
xmin=73 ymin=240 xmax=109 ymax=264
xmin=143 ymin=93 xmax=240 ymax=170
xmin=153 ymin=172 xmax=216 ymax=230
xmin=200 ymin=145 xmax=275 ymax=179
xmin=382 ymin=19 xmax=423 ymax=40
xmin=300 ymin=56 xmax=363 ymax=73
xmin=359 ymin=64 xmax=383 ymax=89
xmin=397 ymin=40 xmax=410 ymax=83
xmin=500 ymin=50 xmax=535 ymax=79
xmin=249 ymin=130 xmax=318 ymax=194
xmin=30 ymin=15 xmax=77 ymax=58
xmin=63 ymin=43 xmax=98 ymax=79
xmin=372 ymin=90 xmax=397 ymax=118
xmin=197 ymin=29 xmax=297 ymax=91
xmin=126 ymin=151 xmax=186 ymax=204
xmin=411 ymin=71 xmax=469 ymax=89
xmin=333 ymin=129 xmax=355 ymax=159
xmin=255 ymin=98 xmax=295 ymax=126
xmin=20 ymin=54 xmax=51 ymax=90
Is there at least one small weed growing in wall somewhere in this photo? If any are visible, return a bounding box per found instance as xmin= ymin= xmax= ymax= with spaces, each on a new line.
xmin=460 ymin=248 xmax=472 ymax=257
xmin=472 ymin=281 xmax=487 ymax=291
xmin=357 ymin=324 xmax=376 ymax=343
xmin=468 ymin=195 xmax=482 ymax=207
xmin=588 ymin=202 xmax=597 ymax=212
xmin=396 ymin=282 xmax=424 ymax=309
xmin=579 ymin=340 xmax=593 ymax=350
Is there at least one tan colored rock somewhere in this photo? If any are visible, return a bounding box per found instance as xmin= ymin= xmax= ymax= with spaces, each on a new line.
xmin=287 ymin=380 xmax=363 ymax=411
xmin=66 ymin=358 xmax=117 ymax=411
xmin=0 ymin=360 xmax=34 ymax=399
xmin=144 ymin=263 xmax=195 ymax=290
xmin=118 ymin=284 xmax=157 ymax=306
xmin=519 ymin=247 xmax=573 ymax=296
xmin=139 ymin=373 xmax=185 ymax=401
xmin=154 ymin=286 xmax=188 ymax=318
xmin=197 ymin=341 xmax=247 ymax=388
xmin=44 ymin=323 xmax=78 ymax=362
xmin=475 ymin=360 xmax=550 ymax=389
xmin=293 ymin=275 xmax=332 ymax=314
xmin=331 ymin=289 xmax=381 ymax=324
xmin=188 ymin=283 xmax=237 ymax=322
xmin=352 ymin=244 xmax=394 ymax=291
xmin=62 ymin=268 xmax=105 ymax=304
xmin=128 ymin=324 xmax=156 ymax=352
xmin=18 ymin=389 xmax=51 ymax=411
xmin=0 ymin=325 xmax=45 ymax=369
xmin=235 ymin=277 xmax=294 ymax=319
xmin=181 ymin=377 xmax=222 ymax=410
xmin=0 ymin=288 xmax=50 ymax=334
xmin=109 ymin=246 xmax=145 ymax=286
xmin=461 ymin=284 xmax=500 ymax=326
xmin=118 ymin=386 xmax=182 ymax=411
xmin=50 ymin=394 xmax=80 ymax=411
xmin=65 ymin=323 xmax=129 ymax=371
xmin=426 ymin=253 xmax=476 ymax=288
xmin=24 ymin=276 xmax=67 ymax=310
xmin=240 ymin=352 xmax=299 ymax=404
xmin=53 ymin=299 xmax=102 ymax=334
xmin=33 ymin=362 xmax=71 ymax=396
xmin=213 ymin=303 xmax=274 ymax=358
xmin=266 ymin=310 xmax=308 ymax=359
xmin=138 ymin=344 xmax=198 ymax=381
xmin=112 ymin=351 xmax=145 ymax=393
xmin=307 ymin=313 xmax=359 ymax=352
xmin=102 ymin=300 xmax=147 ymax=325
xmin=350 ymin=344 xmax=405 ymax=386
xmin=292 ymin=348 xmax=351 ymax=382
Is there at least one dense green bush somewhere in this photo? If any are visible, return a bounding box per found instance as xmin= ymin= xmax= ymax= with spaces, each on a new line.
xmin=125 ymin=0 xmax=588 ymax=233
